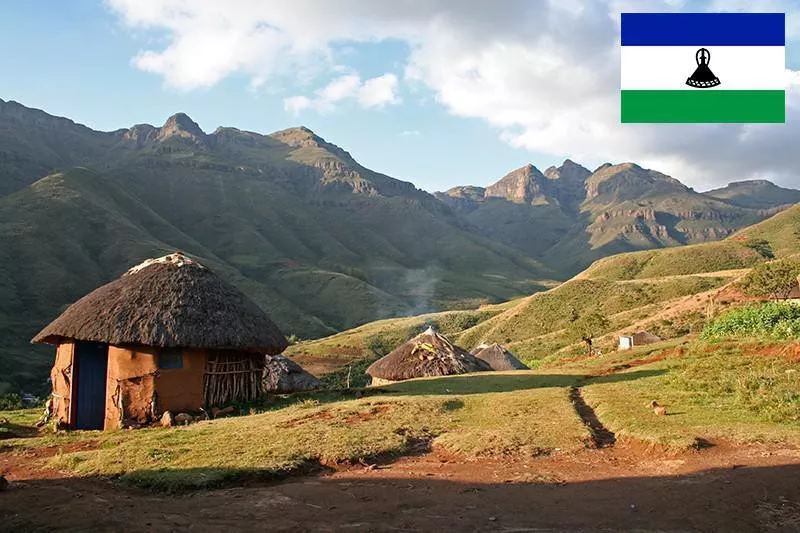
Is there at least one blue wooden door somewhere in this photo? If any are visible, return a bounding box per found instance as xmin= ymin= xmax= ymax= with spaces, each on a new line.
xmin=74 ymin=342 xmax=109 ymax=430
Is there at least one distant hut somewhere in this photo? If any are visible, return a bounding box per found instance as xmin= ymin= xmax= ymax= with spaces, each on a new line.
xmin=263 ymin=355 xmax=322 ymax=393
xmin=366 ymin=326 xmax=491 ymax=385
xmin=32 ymin=253 xmax=288 ymax=431
xmin=618 ymin=331 xmax=662 ymax=351
xmin=470 ymin=343 xmax=529 ymax=371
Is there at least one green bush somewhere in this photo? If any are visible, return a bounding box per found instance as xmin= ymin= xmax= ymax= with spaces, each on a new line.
xmin=0 ymin=393 xmax=22 ymax=411
xmin=702 ymin=302 xmax=800 ymax=340
xmin=738 ymin=259 xmax=800 ymax=300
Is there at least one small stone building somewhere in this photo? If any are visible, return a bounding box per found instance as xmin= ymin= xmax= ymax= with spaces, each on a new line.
xmin=32 ymin=253 xmax=288 ymax=430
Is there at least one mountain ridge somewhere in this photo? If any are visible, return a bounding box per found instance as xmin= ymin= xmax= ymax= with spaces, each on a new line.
xmin=0 ymin=98 xmax=797 ymax=393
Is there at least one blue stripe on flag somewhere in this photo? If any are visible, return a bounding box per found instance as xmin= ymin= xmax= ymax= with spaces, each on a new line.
xmin=621 ymin=13 xmax=785 ymax=46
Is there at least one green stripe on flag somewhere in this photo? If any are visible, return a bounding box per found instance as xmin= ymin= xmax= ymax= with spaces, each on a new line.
xmin=621 ymin=90 xmax=785 ymax=123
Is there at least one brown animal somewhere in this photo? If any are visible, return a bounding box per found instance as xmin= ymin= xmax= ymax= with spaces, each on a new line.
xmin=648 ymin=400 xmax=666 ymax=416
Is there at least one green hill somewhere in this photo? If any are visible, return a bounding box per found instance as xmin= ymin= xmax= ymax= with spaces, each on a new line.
xmin=291 ymin=205 xmax=800 ymax=371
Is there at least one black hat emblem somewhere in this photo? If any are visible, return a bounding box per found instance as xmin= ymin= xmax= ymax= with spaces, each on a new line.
xmin=686 ymin=48 xmax=720 ymax=88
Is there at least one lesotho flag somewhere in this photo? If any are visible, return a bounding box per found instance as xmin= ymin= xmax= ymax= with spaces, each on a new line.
xmin=621 ymin=13 xmax=785 ymax=123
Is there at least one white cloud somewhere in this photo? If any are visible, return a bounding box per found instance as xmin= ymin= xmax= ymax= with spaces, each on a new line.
xmin=282 ymin=73 xmax=400 ymax=114
xmin=107 ymin=0 xmax=800 ymax=189
xmin=400 ymin=130 xmax=422 ymax=137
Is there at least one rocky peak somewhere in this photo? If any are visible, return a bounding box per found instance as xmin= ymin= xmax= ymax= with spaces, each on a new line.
xmin=270 ymin=126 xmax=324 ymax=149
xmin=544 ymin=159 xmax=591 ymax=182
xmin=586 ymin=162 xmax=688 ymax=202
xmin=157 ymin=113 xmax=206 ymax=141
xmin=485 ymin=164 xmax=552 ymax=205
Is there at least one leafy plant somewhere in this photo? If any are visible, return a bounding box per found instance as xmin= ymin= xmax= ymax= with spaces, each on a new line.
xmin=702 ymin=302 xmax=800 ymax=340
xmin=744 ymin=238 xmax=775 ymax=259
xmin=0 ymin=393 xmax=22 ymax=411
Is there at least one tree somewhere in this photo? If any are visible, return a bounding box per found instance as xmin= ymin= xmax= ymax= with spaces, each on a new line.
xmin=744 ymin=238 xmax=775 ymax=259
xmin=740 ymin=259 xmax=800 ymax=300
xmin=569 ymin=312 xmax=610 ymax=355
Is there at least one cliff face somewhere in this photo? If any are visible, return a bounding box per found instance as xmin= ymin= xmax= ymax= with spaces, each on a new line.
xmin=437 ymin=159 xmax=790 ymax=274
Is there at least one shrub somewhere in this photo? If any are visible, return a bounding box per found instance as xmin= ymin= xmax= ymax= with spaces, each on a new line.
xmin=739 ymin=259 xmax=800 ymax=300
xmin=0 ymin=393 xmax=22 ymax=411
xmin=702 ymin=302 xmax=800 ymax=340
xmin=744 ymin=238 xmax=775 ymax=259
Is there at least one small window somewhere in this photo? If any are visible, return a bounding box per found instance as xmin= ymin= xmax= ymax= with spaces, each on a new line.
xmin=159 ymin=348 xmax=184 ymax=369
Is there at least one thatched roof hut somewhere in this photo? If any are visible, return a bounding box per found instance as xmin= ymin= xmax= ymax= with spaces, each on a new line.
xmin=33 ymin=253 xmax=288 ymax=431
xmin=470 ymin=343 xmax=529 ymax=371
xmin=366 ymin=326 xmax=491 ymax=384
xmin=263 ymin=355 xmax=322 ymax=393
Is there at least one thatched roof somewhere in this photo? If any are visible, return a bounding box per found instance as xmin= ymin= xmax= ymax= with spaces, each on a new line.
xmin=263 ymin=355 xmax=322 ymax=393
xmin=470 ymin=343 xmax=529 ymax=371
xmin=366 ymin=327 xmax=491 ymax=381
xmin=33 ymin=253 xmax=288 ymax=354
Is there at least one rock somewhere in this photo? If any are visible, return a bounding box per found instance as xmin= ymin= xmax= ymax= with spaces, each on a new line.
xmin=174 ymin=413 xmax=193 ymax=425
xmin=211 ymin=406 xmax=235 ymax=419
xmin=160 ymin=411 xmax=174 ymax=428
xmin=0 ymin=418 xmax=8 ymax=425
xmin=0 ymin=476 xmax=8 ymax=491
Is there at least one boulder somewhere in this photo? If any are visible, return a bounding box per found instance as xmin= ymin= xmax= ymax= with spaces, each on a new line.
xmin=211 ymin=406 xmax=235 ymax=419
xmin=160 ymin=411 xmax=174 ymax=428
xmin=174 ymin=413 xmax=193 ymax=425
xmin=263 ymin=355 xmax=322 ymax=393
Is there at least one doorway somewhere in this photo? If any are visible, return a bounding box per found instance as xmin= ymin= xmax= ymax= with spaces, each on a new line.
xmin=73 ymin=341 xmax=109 ymax=430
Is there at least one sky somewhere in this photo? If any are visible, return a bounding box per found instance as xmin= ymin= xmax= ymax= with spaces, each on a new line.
xmin=0 ymin=0 xmax=798 ymax=193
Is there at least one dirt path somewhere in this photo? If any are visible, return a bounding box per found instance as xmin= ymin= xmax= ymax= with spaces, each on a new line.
xmin=2 ymin=440 xmax=800 ymax=532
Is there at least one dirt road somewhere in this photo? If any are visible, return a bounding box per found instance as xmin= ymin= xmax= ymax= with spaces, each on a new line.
xmin=2 ymin=440 xmax=800 ymax=532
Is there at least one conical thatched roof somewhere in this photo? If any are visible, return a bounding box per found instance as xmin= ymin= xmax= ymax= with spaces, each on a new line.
xmin=470 ymin=343 xmax=529 ymax=371
xmin=32 ymin=253 xmax=288 ymax=354
xmin=366 ymin=326 xmax=491 ymax=381
xmin=263 ymin=355 xmax=322 ymax=393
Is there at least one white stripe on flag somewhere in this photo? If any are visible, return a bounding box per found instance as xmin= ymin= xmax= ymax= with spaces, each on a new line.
xmin=621 ymin=46 xmax=785 ymax=90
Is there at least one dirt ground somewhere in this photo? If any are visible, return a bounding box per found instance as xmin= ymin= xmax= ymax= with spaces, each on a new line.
xmin=2 ymin=439 xmax=800 ymax=532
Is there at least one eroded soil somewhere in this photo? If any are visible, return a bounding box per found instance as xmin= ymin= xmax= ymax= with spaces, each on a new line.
xmin=2 ymin=439 xmax=800 ymax=532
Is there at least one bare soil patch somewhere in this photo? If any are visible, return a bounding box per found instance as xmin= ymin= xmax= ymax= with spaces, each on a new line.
xmin=2 ymin=440 xmax=800 ymax=532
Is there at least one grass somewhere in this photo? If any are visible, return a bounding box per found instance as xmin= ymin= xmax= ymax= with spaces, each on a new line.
xmin=3 ymin=372 xmax=588 ymax=492
xmin=5 ymin=338 xmax=800 ymax=491
xmin=581 ymin=340 xmax=800 ymax=447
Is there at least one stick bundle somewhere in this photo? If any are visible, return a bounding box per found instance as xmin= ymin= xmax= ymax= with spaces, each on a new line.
xmin=203 ymin=351 xmax=264 ymax=407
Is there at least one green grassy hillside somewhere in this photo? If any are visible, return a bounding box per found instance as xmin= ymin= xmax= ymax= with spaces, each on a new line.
xmin=293 ymin=206 xmax=800 ymax=373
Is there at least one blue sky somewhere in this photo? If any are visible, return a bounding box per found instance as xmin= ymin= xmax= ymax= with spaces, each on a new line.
xmin=1 ymin=1 xmax=798 ymax=192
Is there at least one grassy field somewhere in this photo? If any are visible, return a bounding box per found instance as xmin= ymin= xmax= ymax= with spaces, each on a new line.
xmin=3 ymin=371 xmax=590 ymax=492
xmin=4 ymin=337 xmax=800 ymax=492
xmin=579 ymin=341 xmax=800 ymax=448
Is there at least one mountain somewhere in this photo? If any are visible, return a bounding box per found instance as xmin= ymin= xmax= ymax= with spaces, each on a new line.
xmin=704 ymin=180 xmax=800 ymax=210
xmin=0 ymin=99 xmax=551 ymax=393
xmin=437 ymin=160 xmax=791 ymax=275
xmin=1 ymin=98 xmax=798 ymax=393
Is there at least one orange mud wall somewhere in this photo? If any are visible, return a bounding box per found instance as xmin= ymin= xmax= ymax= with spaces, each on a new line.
xmin=154 ymin=349 xmax=207 ymax=415
xmin=50 ymin=342 xmax=74 ymax=426
xmin=105 ymin=346 xmax=158 ymax=430
xmin=104 ymin=347 xmax=207 ymax=430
